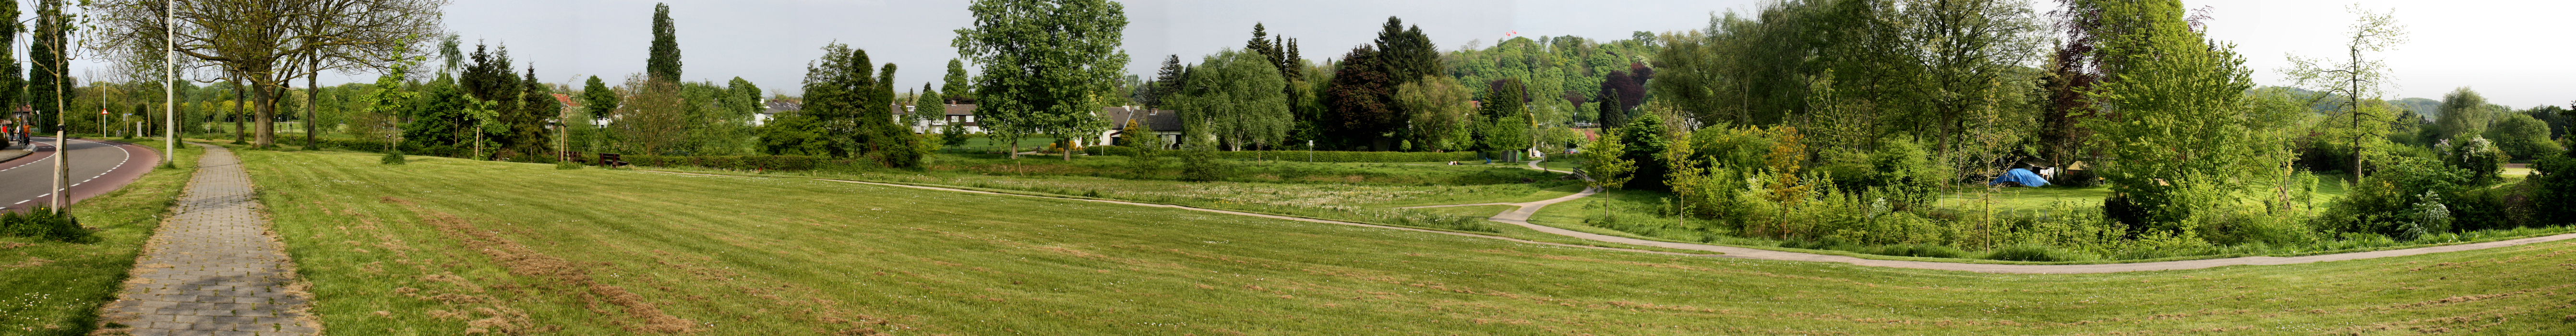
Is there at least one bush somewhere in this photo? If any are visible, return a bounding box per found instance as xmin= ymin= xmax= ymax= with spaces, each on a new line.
xmin=1178 ymin=147 xmax=1226 ymax=182
xmin=2438 ymin=136 xmax=2506 ymax=186
xmin=1867 ymin=244 xmax=1966 ymax=259
xmin=2529 ymin=155 xmax=2576 ymax=226
xmin=2317 ymin=156 xmax=2467 ymax=237
xmin=1151 ymin=150 xmax=1481 ymax=163
xmin=623 ymin=155 xmax=827 ymax=171
xmin=1984 ymin=244 xmax=2096 ymax=262
xmin=1 ymin=207 xmax=92 ymax=243
xmin=381 ymin=149 xmax=407 ymax=165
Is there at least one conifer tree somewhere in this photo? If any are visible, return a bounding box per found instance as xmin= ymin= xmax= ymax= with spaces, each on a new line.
xmin=1151 ymin=55 xmax=1183 ymax=108
xmin=942 ymin=59 xmax=972 ymax=103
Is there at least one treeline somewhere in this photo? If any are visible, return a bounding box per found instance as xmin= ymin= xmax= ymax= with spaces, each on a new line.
xmin=1549 ymin=0 xmax=2576 ymax=259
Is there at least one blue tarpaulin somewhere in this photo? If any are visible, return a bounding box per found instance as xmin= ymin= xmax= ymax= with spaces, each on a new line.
xmin=1989 ymin=168 xmax=2049 ymax=187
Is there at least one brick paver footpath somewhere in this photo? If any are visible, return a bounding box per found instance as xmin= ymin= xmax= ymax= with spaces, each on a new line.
xmin=100 ymin=144 xmax=319 ymax=336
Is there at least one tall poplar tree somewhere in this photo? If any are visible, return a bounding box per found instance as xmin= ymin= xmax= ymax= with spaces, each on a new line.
xmin=647 ymin=3 xmax=682 ymax=82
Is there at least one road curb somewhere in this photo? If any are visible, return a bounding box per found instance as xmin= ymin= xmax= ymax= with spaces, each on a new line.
xmin=0 ymin=148 xmax=26 ymax=164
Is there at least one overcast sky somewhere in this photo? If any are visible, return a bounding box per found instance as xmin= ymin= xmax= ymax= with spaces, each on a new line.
xmin=59 ymin=0 xmax=2575 ymax=108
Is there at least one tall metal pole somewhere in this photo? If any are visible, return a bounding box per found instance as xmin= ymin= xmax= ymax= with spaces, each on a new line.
xmin=165 ymin=0 xmax=176 ymax=165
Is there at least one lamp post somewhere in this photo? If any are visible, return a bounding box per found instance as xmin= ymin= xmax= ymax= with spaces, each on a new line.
xmin=164 ymin=0 xmax=176 ymax=165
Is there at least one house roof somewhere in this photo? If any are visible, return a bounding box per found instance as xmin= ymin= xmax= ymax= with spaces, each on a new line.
xmin=551 ymin=94 xmax=581 ymax=108
xmin=764 ymin=101 xmax=802 ymax=114
xmin=1142 ymin=110 xmax=1183 ymax=132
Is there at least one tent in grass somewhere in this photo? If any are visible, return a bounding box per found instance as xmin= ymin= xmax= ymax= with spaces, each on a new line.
xmin=1989 ymin=168 xmax=2049 ymax=187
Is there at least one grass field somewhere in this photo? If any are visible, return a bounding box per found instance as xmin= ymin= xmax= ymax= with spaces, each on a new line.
xmin=232 ymin=148 xmax=2576 ymax=335
xmin=0 ymin=140 xmax=202 ymax=336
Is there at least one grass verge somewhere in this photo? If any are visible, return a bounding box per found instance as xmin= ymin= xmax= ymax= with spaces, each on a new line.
xmin=0 ymin=140 xmax=201 ymax=335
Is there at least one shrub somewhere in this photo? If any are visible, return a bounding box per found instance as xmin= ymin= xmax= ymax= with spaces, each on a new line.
xmin=1985 ymin=244 xmax=2084 ymax=262
xmin=1178 ymin=147 xmax=1226 ymax=182
xmin=381 ymin=149 xmax=407 ymax=165
xmin=2534 ymin=155 xmax=2576 ymax=226
xmin=2438 ymin=136 xmax=2506 ymax=186
xmin=1866 ymin=244 xmax=1966 ymax=259
xmin=1 ymin=207 xmax=92 ymax=243
xmin=2317 ymin=156 xmax=2467 ymax=237
xmin=624 ymin=155 xmax=826 ymax=171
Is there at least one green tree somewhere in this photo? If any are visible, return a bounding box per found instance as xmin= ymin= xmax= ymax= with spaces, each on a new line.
xmin=953 ymin=0 xmax=1131 ymax=161
xmin=2080 ymin=0 xmax=2294 ymax=236
xmin=28 ymin=0 xmax=72 ymax=134
xmin=2487 ymin=113 xmax=2563 ymax=159
xmin=515 ymin=67 xmax=557 ymax=159
xmin=1179 ymin=49 xmax=1291 ymax=151
xmin=1372 ymin=17 xmax=1439 ymax=86
xmin=758 ymin=110 xmax=827 ymax=156
xmin=1478 ymin=79 xmax=1532 ymax=160
xmin=581 ymin=76 xmax=620 ymax=120
xmin=1618 ymin=112 xmax=1671 ymax=191
xmin=1580 ymin=127 xmax=1637 ymax=210
xmin=1122 ymin=118 xmax=1163 ymax=174
xmin=2282 ymin=4 xmax=2406 ymax=177
xmin=942 ymin=59 xmax=973 ymax=103
xmin=2431 ymin=87 xmax=2494 ymax=142
xmin=0 ymin=0 xmax=21 ymax=138
xmin=91 ymin=0 xmax=445 ymax=148
xmin=1147 ymin=55 xmax=1181 ymax=108
xmin=800 ymin=43 xmax=919 ymax=167
xmin=647 ymin=3 xmax=682 ymax=82
xmin=1323 ymin=47 xmax=1399 ymax=150
xmin=1394 ymin=75 xmax=1472 ymax=152
xmin=360 ymin=60 xmax=420 ymax=149
xmin=727 ymin=78 xmax=764 ymax=117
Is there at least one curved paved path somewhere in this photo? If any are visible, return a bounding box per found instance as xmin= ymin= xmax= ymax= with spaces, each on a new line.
xmin=100 ymin=143 xmax=320 ymax=336
xmin=651 ymin=159 xmax=2576 ymax=274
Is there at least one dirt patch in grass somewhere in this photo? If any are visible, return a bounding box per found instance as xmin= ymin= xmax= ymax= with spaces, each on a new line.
xmin=383 ymin=196 xmax=696 ymax=334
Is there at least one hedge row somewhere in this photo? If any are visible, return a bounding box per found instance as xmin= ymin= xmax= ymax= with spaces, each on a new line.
xmin=623 ymin=155 xmax=841 ymax=171
xmin=1085 ymin=145 xmax=1486 ymax=163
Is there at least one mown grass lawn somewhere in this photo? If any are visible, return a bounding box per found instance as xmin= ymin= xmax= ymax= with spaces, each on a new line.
xmin=0 ymin=140 xmax=202 ymax=336
xmin=240 ymin=149 xmax=2575 ymax=335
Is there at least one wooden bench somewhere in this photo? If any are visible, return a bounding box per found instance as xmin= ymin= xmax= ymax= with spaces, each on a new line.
xmin=598 ymin=153 xmax=628 ymax=168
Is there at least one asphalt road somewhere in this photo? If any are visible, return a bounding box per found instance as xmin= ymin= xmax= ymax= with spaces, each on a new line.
xmin=0 ymin=137 xmax=160 ymax=212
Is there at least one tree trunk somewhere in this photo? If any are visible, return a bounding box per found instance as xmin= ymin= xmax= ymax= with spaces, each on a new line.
xmin=232 ymin=78 xmax=245 ymax=144
xmin=256 ymin=82 xmax=277 ymax=148
xmin=306 ymin=58 xmax=320 ymax=150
